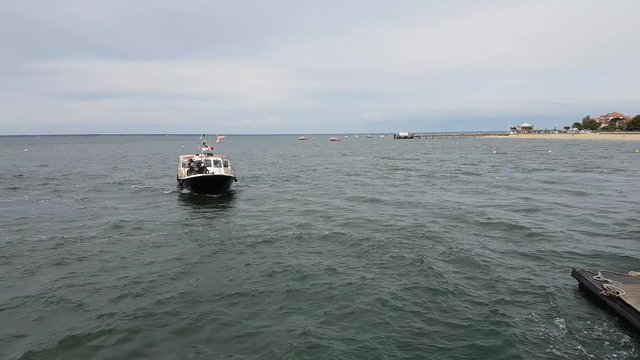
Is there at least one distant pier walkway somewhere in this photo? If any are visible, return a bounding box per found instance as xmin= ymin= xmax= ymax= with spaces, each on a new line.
xmin=393 ymin=132 xmax=508 ymax=139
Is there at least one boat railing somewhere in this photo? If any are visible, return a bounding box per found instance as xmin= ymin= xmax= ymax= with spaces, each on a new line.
xmin=218 ymin=163 xmax=234 ymax=176
xmin=178 ymin=155 xmax=235 ymax=178
xmin=179 ymin=165 xmax=234 ymax=177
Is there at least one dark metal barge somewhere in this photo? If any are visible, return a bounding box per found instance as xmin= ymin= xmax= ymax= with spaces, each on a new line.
xmin=572 ymin=268 xmax=640 ymax=331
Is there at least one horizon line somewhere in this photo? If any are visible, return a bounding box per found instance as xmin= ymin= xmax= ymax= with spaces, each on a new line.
xmin=0 ymin=130 xmax=512 ymax=137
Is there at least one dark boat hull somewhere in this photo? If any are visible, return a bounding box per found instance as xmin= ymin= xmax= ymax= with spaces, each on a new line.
xmin=177 ymin=174 xmax=236 ymax=194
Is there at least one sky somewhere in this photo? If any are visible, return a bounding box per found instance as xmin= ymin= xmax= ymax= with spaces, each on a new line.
xmin=1 ymin=0 xmax=640 ymax=135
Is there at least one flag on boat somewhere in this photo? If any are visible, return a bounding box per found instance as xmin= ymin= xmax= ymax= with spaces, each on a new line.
xmin=215 ymin=135 xmax=226 ymax=144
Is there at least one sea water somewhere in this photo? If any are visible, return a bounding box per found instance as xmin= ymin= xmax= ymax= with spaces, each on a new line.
xmin=1 ymin=135 xmax=639 ymax=359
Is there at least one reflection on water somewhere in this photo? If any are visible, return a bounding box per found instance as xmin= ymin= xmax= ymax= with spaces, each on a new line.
xmin=178 ymin=190 xmax=237 ymax=210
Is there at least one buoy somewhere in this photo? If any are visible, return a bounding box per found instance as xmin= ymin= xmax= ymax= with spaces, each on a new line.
xmin=548 ymin=149 xmax=552 ymax=153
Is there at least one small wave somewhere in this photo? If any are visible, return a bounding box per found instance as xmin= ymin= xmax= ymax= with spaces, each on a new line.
xmin=344 ymin=195 xmax=385 ymax=204
xmin=130 ymin=184 xmax=151 ymax=189
xmin=476 ymin=220 xmax=533 ymax=233
xmin=18 ymin=327 xmax=116 ymax=360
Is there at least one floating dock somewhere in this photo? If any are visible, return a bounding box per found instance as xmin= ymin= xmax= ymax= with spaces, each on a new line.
xmin=572 ymin=268 xmax=640 ymax=331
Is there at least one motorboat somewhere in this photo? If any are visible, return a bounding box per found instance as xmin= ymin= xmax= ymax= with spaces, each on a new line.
xmin=329 ymin=137 xmax=340 ymax=142
xmin=298 ymin=136 xmax=308 ymax=141
xmin=177 ymin=135 xmax=237 ymax=194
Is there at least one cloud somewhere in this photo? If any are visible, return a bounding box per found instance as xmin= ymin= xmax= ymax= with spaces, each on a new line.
xmin=1 ymin=58 xmax=297 ymax=133
xmin=275 ymin=1 xmax=640 ymax=101
xmin=21 ymin=59 xmax=293 ymax=106
xmin=1 ymin=0 xmax=640 ymax=134
xmin=239 ymin=115 xmax=283 ymax=130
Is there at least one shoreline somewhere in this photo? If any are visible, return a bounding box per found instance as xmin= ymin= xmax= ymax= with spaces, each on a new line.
xmin=482 ymin=133 xmax=640 ymax=141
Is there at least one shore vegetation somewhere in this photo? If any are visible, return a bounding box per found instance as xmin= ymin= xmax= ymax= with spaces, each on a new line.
xmin=568 ymin=113 xmax=640 ymax=132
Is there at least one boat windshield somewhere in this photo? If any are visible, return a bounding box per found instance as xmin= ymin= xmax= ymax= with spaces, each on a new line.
xmin=181 ymin=160 xmax=189 ymax=168
xmin=213 ymin=159 xmax=222 ymax=167
xmin=223 ymin=160 xmax=230 ymax=168
xmin=205 ymin=159 xmax=212 ymax=167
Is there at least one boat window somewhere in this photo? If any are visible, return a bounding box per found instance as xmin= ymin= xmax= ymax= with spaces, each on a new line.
xmin=223 ymin=160 xmax=230 ymax=168
xmin=205 ymin=159 xmax=212 ymax=167
xmin=213 ymin=159 xmax=222 ymax=167
xmin=181 ymin=160 xmax=189 ymax=168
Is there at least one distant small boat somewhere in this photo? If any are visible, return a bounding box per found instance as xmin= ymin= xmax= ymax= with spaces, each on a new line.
xmin=329 ymin=137 xmax=340 ymax=142
xmin=298 ymin=136 xmax=308 ymax=141
xmin=366 ymin=135 xmax=373 ymax=138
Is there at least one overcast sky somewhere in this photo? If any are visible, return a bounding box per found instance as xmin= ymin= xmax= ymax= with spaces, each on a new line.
xmin=1 ymin=0 xmax=639 ymax=134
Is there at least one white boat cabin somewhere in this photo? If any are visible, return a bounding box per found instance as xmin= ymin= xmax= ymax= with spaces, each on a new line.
xmin=177 ymin=152 xmax=235 ymax=179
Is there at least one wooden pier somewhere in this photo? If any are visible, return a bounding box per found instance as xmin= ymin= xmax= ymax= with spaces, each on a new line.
xmin=393 ymin=132 xmax=508 ymax=139
xmin=572 ymin=268 xmax=640 ymax=331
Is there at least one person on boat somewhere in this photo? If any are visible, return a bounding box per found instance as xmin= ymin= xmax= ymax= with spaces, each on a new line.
xmin=187 ymin=159 xmax=196 ymax=175
xmin=197 ymin=160 xmax=207 ymax=174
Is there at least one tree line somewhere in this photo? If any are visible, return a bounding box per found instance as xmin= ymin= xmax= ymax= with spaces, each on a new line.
xmin=568 ymin=115 xmax=640 ymax=132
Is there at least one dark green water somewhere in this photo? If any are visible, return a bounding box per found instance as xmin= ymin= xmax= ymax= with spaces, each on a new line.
xmin=1 ymin=135 xmax=639 ymax=359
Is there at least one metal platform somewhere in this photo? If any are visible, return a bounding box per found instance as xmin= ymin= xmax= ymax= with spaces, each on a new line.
xmin=572 ymin=268 xmax=640 ymax=331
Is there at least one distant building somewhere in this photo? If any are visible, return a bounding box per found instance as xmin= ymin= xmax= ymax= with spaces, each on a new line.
xmin=593 ymin=112 xmax=632 ymax=126
xmin=517 ymin=123 xmax=534 ymax=134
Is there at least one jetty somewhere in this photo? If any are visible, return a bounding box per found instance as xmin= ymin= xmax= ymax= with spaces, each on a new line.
xmin=393 ymin=132 xmax=508 ymax=139
xmin=572 ymin=268 xmax=640 ymax=331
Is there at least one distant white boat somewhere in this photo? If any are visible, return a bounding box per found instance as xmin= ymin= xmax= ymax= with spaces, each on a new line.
xmin=298 ymin=136 xmax=308 ymax=141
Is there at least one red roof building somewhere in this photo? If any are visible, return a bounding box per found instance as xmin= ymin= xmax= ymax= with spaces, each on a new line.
xmin=593 ymin=112 xmax=632 ymax=126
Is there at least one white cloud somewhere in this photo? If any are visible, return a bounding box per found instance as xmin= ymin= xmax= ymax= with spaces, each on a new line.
xmin=362 ymin=112 xmax=386 ymax=123
xmin=1 ymin=0 xmax=640 ymax=134
xmin=239 ymin=115 xmax=283 ymax=130
xmin=0 ymin=58 xmax=298 ymax=133
xmin=21 ymin=59 xmax=293 ymax=107
xmin=275 ymin=1 xmax=640 ymax=96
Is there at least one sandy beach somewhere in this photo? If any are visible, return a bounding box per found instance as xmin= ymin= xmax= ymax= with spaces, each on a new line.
xmin=483 ymin=133 xmax=640 ymax=141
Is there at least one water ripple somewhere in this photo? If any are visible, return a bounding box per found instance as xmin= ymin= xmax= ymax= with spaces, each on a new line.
xmin=1 ymin=135 xmax=639 ymax=359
